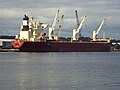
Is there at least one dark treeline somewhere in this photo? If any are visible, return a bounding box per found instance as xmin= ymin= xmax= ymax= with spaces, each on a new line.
xmin=111 ymin=39 xmax=120 ymax=43
xmin=0 ymin=35 xmax=15 ymax=39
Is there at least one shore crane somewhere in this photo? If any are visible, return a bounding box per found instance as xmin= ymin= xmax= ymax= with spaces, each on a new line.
xmin=48 ymin=10 xmax=59 ymax=40
xmin=72 ymin=15 xmax=87 ymax=40
xmin=92 ymin=18 xmax=106 ymax=41
xmin=55 ymin=15 xmax=64 ymax=40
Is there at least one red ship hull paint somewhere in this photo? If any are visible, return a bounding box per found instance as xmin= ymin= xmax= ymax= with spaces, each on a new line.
xmin=11 ymin=40 xmax=111 ymax=52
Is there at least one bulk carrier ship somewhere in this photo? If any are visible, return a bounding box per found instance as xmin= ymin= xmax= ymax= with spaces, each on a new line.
xmin=11 ymin=10 xmax=111 ymax=52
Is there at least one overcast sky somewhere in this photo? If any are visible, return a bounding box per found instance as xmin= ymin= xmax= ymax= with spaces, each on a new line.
xmin=0 ymin=0 xmax=120 ymax=39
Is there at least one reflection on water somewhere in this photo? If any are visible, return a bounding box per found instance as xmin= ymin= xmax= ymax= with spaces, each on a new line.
xmin=0 ymin=52 xmax=120 ymax=90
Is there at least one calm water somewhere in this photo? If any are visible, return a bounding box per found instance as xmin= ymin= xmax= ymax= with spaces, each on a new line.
xmin=0 ymin=52 xmax=120 ymax=90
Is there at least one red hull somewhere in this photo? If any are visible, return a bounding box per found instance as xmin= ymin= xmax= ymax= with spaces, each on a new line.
xmin=11 ymin=40 xmax=111 ymax=52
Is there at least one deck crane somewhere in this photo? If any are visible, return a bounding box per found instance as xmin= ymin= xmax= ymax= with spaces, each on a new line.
xmin=92 ymin=18 xmax=106 ymax=41
xmin=48 ymin=10 xmax=59 ymax=40
xmin=55 ymin=15 xmax=64 ymax=40
xmin=72 ymin=15 xmax=87 ymax=40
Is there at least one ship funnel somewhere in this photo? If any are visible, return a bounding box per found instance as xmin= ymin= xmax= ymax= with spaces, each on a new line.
xmin=22 ymin=15 xmax=29 ymax=31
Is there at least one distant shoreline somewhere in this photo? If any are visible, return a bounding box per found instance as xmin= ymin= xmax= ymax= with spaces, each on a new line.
xmin=0 ymin=48 xmax=19 ymax=52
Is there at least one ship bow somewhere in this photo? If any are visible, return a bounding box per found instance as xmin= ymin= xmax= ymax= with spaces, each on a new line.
xmin=11 ymin=40 xmax=24 ymax=49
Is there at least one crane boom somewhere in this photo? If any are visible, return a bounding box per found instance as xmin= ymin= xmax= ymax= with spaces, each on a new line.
xmin=55 ymin=15 xmax=64 ymax=40
xmin=75 ymin=10 xmax=80 ymax=28
xmin=48 ymin=10 xmax=59 ymax=40
xmin=73 ymin=15 xmax=87 ymax=40
xmin=52 ymin=10 xmax=60 ymax=31
xmin=76 ymin=15 xmax=87 ymax=33
xmin=96 ymin=18 xmax=106 ymax=35
xmin=93 ymin=17 xmax=106 ymax=41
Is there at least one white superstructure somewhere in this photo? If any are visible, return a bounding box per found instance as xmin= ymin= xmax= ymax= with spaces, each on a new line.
xmin=16 ymin=15 xmax=48 ymax=42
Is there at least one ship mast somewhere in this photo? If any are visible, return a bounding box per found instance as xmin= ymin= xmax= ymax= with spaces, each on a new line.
xmin=55 ymin=15 xmax=64 ymax=40
xmin=48 ymin=10 xmax=60 ymax=40
xmin=72 ymin=15 xmax=87 ymax=40
xmin=92 ymin=17 xmax=106 ymax=41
